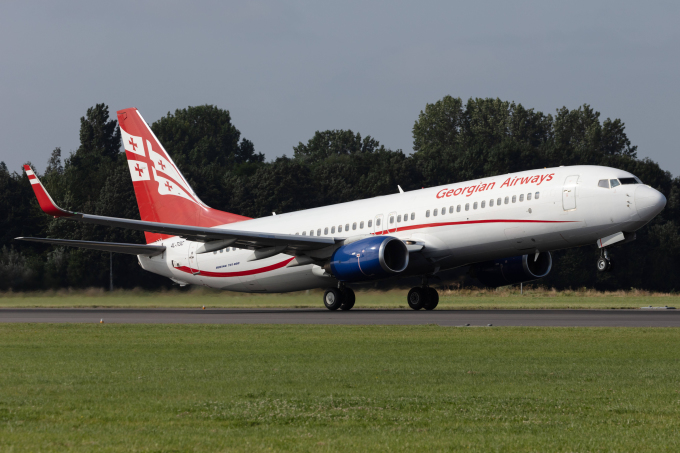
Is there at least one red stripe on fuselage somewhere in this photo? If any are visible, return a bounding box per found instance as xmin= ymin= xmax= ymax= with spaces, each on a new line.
xmin=177 ymin=257 xmax=294 ymax=278
xmin=373 ymin=218 xmax=576 ymax=235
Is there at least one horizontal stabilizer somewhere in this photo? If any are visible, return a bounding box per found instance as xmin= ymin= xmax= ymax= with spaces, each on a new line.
xmin=15 ymin=237 xmax=166 ymax=256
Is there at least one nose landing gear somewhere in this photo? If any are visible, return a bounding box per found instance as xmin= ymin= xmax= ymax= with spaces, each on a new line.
xmin=597 ymin=248 xmax=612 ymax=272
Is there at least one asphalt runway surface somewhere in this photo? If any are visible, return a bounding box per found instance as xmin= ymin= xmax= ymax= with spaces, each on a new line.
xmin=1 ymin=308 xmax=679 ymax=327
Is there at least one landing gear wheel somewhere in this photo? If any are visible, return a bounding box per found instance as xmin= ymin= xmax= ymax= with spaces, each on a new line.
xmin=423 ymin=287 xmax=439 ymax=310
xmin=323 ymin=288 xmax=344 ymax=310
xmin=407 ymin=287 xmax=428 ymax=310
xmin=340 ymin=288 xmax=356 ymax=311
xmin=596 ymin=257 xmax=611 ymax=272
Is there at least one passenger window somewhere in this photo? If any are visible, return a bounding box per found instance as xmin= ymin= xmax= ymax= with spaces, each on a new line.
xmin=295 ymin=232 xmax=299 ymax=235
xmin=345 ymin=223 xmax=350 ymax=231
xmin=368 ymin=220 xmax=373 ymax=227
xmin=465 ymin=203 xmax=469 ymax=211
xmin=519 ymin=194 xmax=524 ymax=202
xmin=360 ymin=221 xmax=364 ymax=229
xmin=411 ymin=212 xmax=415 ymax=220
xmin=324 ymin=227 xmax=328 ymax=235
xmin=310 ymin=230 xmax=314 ymax=236
xmin=316 ymin=229 xmax=321 ymax=236
xmin=481 ymin=200 xmax=485 ymax=208
xmin=441 ymin=207 xmax=446 ymax=215
xmin=527 ymin=193 xmax=532 ymax=201
xmin=449 ymin=206 xmax=454 ymax=214
xmin=598 ymin=179 xmax=609 ymax=188
xmin=376 ymin=219 xmax=381 ymax=226
xmin=352 ymin=223 xmax=356 ymax=230
xmin=331 ymin=226 xmax=335 ymax=234
xmin=473 ymin=202 xmax=478 ymax=210
xmin=389 ymin=216 xmax=394 ymax=224
xmin=433 ymin=209 xmax=438 ymax=217
xmin=213 ymin=251 xmax=217 ymax=255
xmin=489 ymin=199 xmax=494 ymax=207
xmin=338 ymin=225 xmax=342 ymax=232
xmin=610 ymin=179 xmax=620 ymax=188
xmin=403 ymin=213 xmax=407 ymax=221
xmin=497 ymin=198 xmax=502 ymax=206
xmin=220 ymin=249 xmax=224 ymax=253
xmin=512 ymin=195 xmax=516 ymax=203
xmin=535 ymin=192 xmax=540 ymax=199
xmin=456 ymin=205 xmax=461 ymax=212
xmin=426 ymin=210 xmax=430 ymax=217
xmin=504 ymin=196 xmax=509 ymax=204
xmin=302 ymin=231 xmax=306 ymax=236
xmin=397 ymin=215 xmax=401 ymax=223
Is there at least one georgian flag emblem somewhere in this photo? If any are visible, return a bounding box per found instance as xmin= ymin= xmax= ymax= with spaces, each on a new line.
xmin=121 ymin=128 xmax=145 ymax=157
xmin=128 ymin=160 xmax=150 ymax=181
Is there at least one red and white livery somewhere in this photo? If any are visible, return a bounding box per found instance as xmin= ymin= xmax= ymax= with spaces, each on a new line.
xmin=19 ymin=107 xmax=667 ymax=310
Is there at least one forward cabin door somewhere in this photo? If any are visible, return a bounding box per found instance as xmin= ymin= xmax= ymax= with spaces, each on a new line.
xmin=374 ymin=214 xmax=384 ymax=235
xmin=562 ymin=175 xmax=579 ymax=211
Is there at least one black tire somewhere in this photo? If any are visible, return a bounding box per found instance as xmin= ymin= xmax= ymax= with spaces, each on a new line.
xmin=340 ymin=288 xmax=356 ymax=311
xmin=423 ymin=287 xmax=439 ymax=310
xmin=596 ymin=257 xmax=611 ymax=272
xmin=323 ymin=288 xmax=344 ymax=310
xmin=407 ymin=287 xmax=428 ymax=310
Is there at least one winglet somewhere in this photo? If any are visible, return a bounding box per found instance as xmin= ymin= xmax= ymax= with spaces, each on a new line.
xmin=23 ymin=165 xmax=74 ymax=218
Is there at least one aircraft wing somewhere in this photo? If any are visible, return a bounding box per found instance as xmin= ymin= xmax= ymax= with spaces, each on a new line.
xmin=22 ymin=165 xmax=337 ymax=253
xmin=15 ymin=237 xmax=166 ymax=256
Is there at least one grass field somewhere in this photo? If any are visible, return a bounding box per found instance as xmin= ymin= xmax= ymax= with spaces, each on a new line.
xmin=1 ymin=324 xmax=680 ymax=451
xmin=1 ymin=287 xmax=679 ymax=309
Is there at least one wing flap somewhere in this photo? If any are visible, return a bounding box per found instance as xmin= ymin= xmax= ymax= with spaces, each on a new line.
xmin=16 ymin=237 xmax=166 ymax=256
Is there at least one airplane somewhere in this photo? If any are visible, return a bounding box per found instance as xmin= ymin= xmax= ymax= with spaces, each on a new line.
xmin=18 ymin=107 xmax=667 ymax=310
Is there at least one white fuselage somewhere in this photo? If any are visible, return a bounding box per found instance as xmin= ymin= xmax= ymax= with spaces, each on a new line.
xmin=138 ymin=165 xmax=663 ymax=292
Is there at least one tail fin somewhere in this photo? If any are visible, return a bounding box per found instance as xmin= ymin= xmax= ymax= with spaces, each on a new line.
xmin=116 ymin=108 xmax=250 ymax=243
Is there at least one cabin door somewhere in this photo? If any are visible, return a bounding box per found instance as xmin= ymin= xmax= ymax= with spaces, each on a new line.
xmin=187 ymin=242 xmax=201 ymax=276
xmin=562 ymin=175 xmax=579 ymax=211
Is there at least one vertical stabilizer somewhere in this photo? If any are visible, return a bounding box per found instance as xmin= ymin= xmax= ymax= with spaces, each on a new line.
xmin=116 ymin=108 xmax=250 ymax=243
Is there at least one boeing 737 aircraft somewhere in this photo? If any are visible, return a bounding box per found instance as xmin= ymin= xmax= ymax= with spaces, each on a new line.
xmin=19 ymin=108 xmax=667 ymax=310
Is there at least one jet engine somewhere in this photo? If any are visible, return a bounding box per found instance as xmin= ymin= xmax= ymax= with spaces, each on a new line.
xmin=471 ymin=252 xmax=552 ymax=287
xmin=328 ymin=236 xmax=409 ymax=282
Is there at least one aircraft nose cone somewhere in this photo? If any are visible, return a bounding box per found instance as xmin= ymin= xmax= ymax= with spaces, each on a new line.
xmin=635 ymin=185 xmax=666 ymax=221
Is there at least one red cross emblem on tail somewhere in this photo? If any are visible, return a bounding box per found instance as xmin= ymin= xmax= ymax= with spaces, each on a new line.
xmin=165 ymin=181 xmax=173 ymax=191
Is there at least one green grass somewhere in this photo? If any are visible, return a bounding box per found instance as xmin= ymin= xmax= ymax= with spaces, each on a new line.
xmin=1 ymin=324 xmax=680 ymax=451
xmin=1 ymin=287 xmax=679 ymax=309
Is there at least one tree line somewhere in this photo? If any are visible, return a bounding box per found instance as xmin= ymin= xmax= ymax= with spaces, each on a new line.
xmin=1 ymin=98 xmax=678 ymax=291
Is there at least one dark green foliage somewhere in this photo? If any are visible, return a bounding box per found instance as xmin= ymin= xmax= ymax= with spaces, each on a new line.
xmin=1 ymin=98 xmax=678 ymax=291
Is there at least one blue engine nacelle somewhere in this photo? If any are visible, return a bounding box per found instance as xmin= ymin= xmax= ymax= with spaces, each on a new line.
xmin=329 ymin=236 xmax=409 ymax=282
xmin=471 ymin=252 xmax=552 ymax=287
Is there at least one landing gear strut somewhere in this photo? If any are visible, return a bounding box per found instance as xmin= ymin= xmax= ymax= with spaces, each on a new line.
xmin=407 ymin=278 xmax=439 ymax=310
xmin=597 ymin=248 xmax=612 ymax=272
xmin=323 ymin=284 xmax=356 ymax=311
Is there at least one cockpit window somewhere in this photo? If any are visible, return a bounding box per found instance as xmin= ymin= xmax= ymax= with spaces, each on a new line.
xmin=610 ymin=179 xmax=621 ymax=188
xmin=598 ymin=179 xmax=609 ymax=188
xmin=619 ymin=177 xmax=641 ymax=185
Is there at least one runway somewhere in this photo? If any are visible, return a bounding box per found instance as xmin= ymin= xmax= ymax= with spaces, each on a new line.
xmin=1 ymin=308 xmax=679 ymax=327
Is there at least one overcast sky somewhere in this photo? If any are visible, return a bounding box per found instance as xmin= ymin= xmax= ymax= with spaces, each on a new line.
xmin=1 ymin=1 xmax=678 ymax=177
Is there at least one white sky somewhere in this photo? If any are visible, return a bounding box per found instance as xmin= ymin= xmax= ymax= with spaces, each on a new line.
xmin=1 ymin=1 xmax=678 ymax=176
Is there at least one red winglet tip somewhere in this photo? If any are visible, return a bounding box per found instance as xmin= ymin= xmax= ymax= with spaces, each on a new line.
xmin=24 ymin=167 xmax=73 ymax=218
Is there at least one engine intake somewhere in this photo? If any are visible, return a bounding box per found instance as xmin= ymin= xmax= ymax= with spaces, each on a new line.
xmin=471 ymin=252 xmax=552 ymax=287
xmin=329 ymin=236 xmax=409 ymax=282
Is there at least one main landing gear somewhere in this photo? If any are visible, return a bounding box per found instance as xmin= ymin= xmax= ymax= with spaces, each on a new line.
xmin=597 ymin=248 xmax=612 ymax=272
xmin=407 ymin=279 xmax=439 ymax=310
xmin=323 ymin=285 xmax=356 ymax=311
